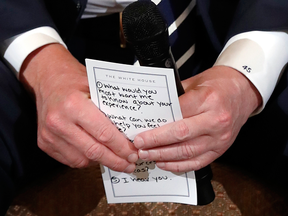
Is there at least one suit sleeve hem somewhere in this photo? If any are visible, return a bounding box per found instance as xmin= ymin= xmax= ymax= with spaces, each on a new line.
xmin=3 ymin=26 xmax=66 ymax=75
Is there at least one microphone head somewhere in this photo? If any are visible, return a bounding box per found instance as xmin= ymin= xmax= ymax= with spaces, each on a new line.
xmin=122 ymin=1 xmax=170 ymax=63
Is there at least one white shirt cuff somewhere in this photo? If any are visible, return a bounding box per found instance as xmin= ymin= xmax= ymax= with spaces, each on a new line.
xmin=3 ymin=26 xmax=66 ymax=74
xmin=214 ymin=31 xmax=288 ymax=114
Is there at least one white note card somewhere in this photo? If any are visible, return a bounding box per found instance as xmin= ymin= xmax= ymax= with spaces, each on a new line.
xmin=85 ymin=59 xmax=197 ymax=205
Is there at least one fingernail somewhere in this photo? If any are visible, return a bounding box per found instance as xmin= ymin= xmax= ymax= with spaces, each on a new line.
xmin=157 ymin=162 xmax=165 ymax=168
xmin=127 ymin=153 xmax=138 ymax=163
xmin=139 ymin=150 xmax=149 ymax=160
xmin=134 ymin=136 xmax=144 ymax=149
xmin=123 ymin=164 xmax=135 ymax=173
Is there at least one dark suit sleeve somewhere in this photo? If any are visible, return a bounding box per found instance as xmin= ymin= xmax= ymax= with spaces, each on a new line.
xmin=197 ymin=0 xmax=288 ymax=53
xmin=0 ymin=0 xmax=56 ymax=42
xmin=227 ymin=0 xmax=288 ymax=40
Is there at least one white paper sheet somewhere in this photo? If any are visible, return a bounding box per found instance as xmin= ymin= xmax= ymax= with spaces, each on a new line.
xmin=85 ymin=59 xmax=197 ymax=205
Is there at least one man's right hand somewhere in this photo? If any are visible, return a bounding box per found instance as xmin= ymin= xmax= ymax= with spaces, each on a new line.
xmin=19 ymin=43 xmax=138 ymax=173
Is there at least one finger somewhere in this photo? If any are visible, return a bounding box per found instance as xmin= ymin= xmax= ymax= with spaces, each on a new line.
xmin=138 ymin=135 xmax=212 ymax=162
xmin=43 ymin=121 xmax=137 ymax=172
xmin=38 ymin=132 xmax=89 ymax=168
xmin=69 ymin=125 xmax=138 ymax=171
xmin=134 ymin=113 xmax=213 ymax=150
xmin=41 ymin=133 xmax=136 ymax=172
xmin=155 ymin=150 xmax=220 ymax=173
xmin=73 ymin=99 xmax=138 ymax=159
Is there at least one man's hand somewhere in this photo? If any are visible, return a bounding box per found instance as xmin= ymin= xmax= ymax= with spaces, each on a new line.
xmin=133 ymin=66 xmax=261 ymax=172
xmin=19 ymin=43 xmax=138 ymax=173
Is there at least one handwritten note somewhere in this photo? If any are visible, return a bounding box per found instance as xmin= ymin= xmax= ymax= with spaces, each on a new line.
xmin=86 ymin=59 xmax=197 ymax=205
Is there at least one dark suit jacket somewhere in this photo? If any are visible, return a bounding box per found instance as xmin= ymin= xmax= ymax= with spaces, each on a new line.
xmin=1 ymin=0 xmax=288 ymax=44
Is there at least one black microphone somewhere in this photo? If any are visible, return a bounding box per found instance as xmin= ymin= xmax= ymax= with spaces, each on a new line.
xmin=121 ymin=0 xmax=184 ymax=96
xmin=122 ymin=1 xmax=215 ymax=205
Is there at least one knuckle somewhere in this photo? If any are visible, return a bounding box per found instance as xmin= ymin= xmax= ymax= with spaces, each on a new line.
xmin=37 ymin=130 xmax=54 ymax=152
xmin=37 ymin=139 xmax=49 ymax=153
xmin=97 ymin=125 xmax=115 ymax=144
xmin=173 ymin=121 xmax=190 ymax=141
xmin=45 ymin=111 xmax=62 ymax=132
xmin=63 ymin=93 xmax=78 ymax=111
xmin=175 ymin=164 xmax=181 ymax=173
xmin=150 ymin=133 xmax=160 ymax=146
xmin=157 ymin=150 xmax=164 ymax=161
xmin=214 ymin=111 xmax=233 ymax=129
xmin=220 ymin=131 xmax=233 ymax=143
xmin=179 ymin=143 xmax=196 ymax=159
xmin=71 ymin=158 xmax=90 ymax=169
xmin=85 ymin=144 xmax=104 ymax=161
xmin=110 ymin=160 xmax=124 ymax=172
xmin=38 ymin=128 xmax=54 ymax=144
xmin=45 ymin=94 xmax=78 ymax=129
xmin=192 ymin=160 xmax=203 ymax=171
